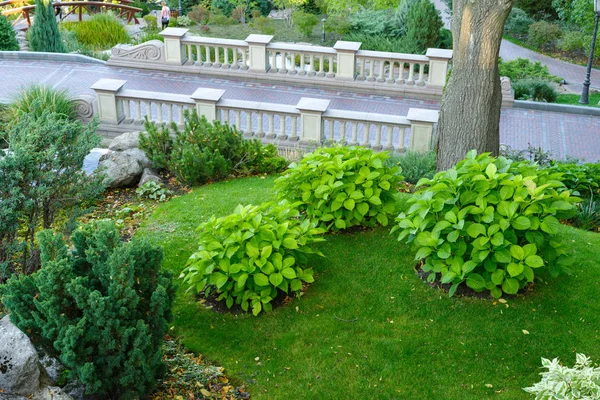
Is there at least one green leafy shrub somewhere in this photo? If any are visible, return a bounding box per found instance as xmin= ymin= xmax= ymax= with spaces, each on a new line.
xmin=143 ymin=14 xmax=158 ymax=28
xmin=504 ymin=7 xmax=533 ymax=36
xmin=28 ymin=0 xmax=65 ymax=53
xmin=182 ymin=201 xmax=325 ymax=315
xmin=177 ymin=15 xmax=193 ymax=26
xmin=134 ymin=31 xmax=165 ymax=44
xmin=528 ymin=21 xmax=561 ymax=50
xmin=274 ymin=147 xmax=403 ymax=231
xmin=514 ymin=0 xmax=556 ymax=19
xmin=1 ymin=221 xmax=175 ymax=398
xmin=132 ymin=0 xmax=151 ymax=16
xmin=403 ymin=0 xmax=443 ymax=53
xmin=139 ymin=112 xmax=287 ymax=185
xmin=545 ymin=162 xmax=600 ymax=196
xmin=0 ymin=15 xmax=19 ymax=51
xmin=250 ymin=15 xmax=275 ymax=34
xmin=437 ymin=28 xmax=452 ymax=49
xmin=499 ymin=58 xmax=561 ymax=83
xmin=513 ymin=78 xmax=558 ymax=102
xmin=343 ymin=32 xmax=413 ymax=53
xmin=523 ymin=354 xmax=600 ymax=399
xmin=209 ymin=10 xmax=233 ymax=25
xmin=392 ymin=150 xmax=579 ymax=298
xmin=62 ymin=13 xmax=130 ymax=50
xmin=136 ymin=180 xmax=173 ymax=201
xmin=385 ymin=151 xmax=436 ymax=185
xmin=211 ymin=0 xmax=234 ymax=16
xmin=188 ymin=4 xmax=211 ymax=23
xmin=324 ymin=15 xmax=351 ymax=35
xmin=293 ymin=11 xmax=318 ymax=37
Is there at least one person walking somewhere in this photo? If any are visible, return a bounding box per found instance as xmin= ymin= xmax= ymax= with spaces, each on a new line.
xmin=161 ymin=2 xmax=170 ymax=29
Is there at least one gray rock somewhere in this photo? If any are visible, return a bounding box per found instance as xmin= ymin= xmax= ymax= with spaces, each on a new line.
xmin=0 ymin=394 xmax=29 ymax=400
xmin=122 ymin=148 xmax=152 ymax=169
xmin=61 ymin=380 xmax=85 ymax=400
xmin=138 ymin=168 xmax=163 ymax=187
xmin=39 ymin=355 xmax=63 ymax=385
xmin=97 ymin=151 xmax=143 ymax=188
xmin=0 ymin=316 xmax=40 ymax=396
xmin=82 ymin=148 xmax=110 ymax=175
xmin=108 ymin=132 xmax=141 ymax=151
xmin=32 ymin=387 xmax=73 ymax=400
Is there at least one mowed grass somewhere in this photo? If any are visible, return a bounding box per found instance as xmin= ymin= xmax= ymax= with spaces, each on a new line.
xmin=137 ymin=175 xmax=600 ymax=399
xmin=556 ymin=93 xmax=600 ymax=108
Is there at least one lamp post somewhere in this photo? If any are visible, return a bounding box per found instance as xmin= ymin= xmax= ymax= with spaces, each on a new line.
xmin=321 ymin=18 xmax=326 ymax=43
xmin=579 ymin=0 xmax=600 ymax=104
xmin=178 ymin=0 xmax=182 ymax=18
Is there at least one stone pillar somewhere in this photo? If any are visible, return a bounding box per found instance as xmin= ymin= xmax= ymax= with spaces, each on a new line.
xmin=333 ymin=41 xmax=361 ymax=80
xmin=245 ymin=34 xmax=274 ymax=72
xmin=407 ymin=108 xmax=439 ymax=153
xmin=296 ymin=98 xmax=330 ymax=144
xmin=190 ymin=88 xmax=226 ymax=122
xmin=160 ymin=27 xmax=189 ymax=65
xmin=90 ymin=79 xmax=126 ymax=124
xmin=425 ymin=48 xmax=453 ymax=87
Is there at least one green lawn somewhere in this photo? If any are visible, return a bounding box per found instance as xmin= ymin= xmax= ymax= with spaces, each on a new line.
xmin=137 ymin=176 xmax=600 ymax=399
xmin=556 ymin=93 xmax=600 ymax=108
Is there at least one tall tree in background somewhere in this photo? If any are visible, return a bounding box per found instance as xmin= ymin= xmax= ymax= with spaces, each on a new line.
xmin=435 ymin=0 xmax=513 ymax=171
xmin=29 ymin=0 xmax=64 ymax=53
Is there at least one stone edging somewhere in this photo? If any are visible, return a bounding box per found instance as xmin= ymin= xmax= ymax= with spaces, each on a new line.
xmin=514 ymin=100 xmax=600 ymax=117
xmin=0 ymin=50 xmax=106 ymax=65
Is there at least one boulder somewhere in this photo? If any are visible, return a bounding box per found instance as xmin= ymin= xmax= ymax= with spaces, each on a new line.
xmin=98 ymin=151 xmax=143 ymax=188
xmin=39 ymin=355 xmax=63 ymax=386
xmin=138 ymin=168 xmax=163 ymax=187
xmin=32 ymin=386 xmax=73 ymax=400
xmin=61 ymin=380 xmax=85 ymax=400
xmin=122 ymin=148 xmax=152 ymax=169
xmin=108 ymin=132 xmax=141 ymax=151
xmin=0 ymin=316 xmax=40 ymax=396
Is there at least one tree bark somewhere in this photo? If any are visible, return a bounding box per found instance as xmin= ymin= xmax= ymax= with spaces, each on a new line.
xmin=436 ymin=0 xmax=513 ymax=171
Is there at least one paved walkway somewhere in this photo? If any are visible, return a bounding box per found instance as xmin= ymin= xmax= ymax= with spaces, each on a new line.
xmin=1 ymin=59 xmax=599 ymax=161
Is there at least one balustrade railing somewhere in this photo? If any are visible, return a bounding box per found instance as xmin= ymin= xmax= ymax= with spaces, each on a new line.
xmin=91 ymin=78 xmax=438 ymax=153
xmin=107 ymin=29 xmax=453 ymax=96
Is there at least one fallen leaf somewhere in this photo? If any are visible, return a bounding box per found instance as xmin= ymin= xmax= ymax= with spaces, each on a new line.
xmin=522 ymin=330 xmax=530 ymax=335
xmin=485 ymin=384 xmax=493 ymax=388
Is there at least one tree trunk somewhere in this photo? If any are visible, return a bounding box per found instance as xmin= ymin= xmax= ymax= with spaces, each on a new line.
xmin=435 ymin=0 xmax=513 ymax=171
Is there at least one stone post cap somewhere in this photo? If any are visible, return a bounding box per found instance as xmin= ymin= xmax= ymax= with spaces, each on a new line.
xmin=296 ymin=98 xmax=330 ymax=113
xmin=333 ymin=41 xmax=362 ymax=52
xmin=245 ymin=34 xmax=274 ymax=44
xmin=190 ymin=88 xmax=226 ymax=102
xmin=90 ymin=79 xmax=127 ymax=93
xmin=160 ymin=27 xmax=189 ymax=38
xmin=407 ymin=108 xmax=439 ymax=123
xmin=426 ymin=48 xmax=453 ymax=60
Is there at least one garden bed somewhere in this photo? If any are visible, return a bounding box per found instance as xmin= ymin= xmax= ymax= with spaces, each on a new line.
xmin=136 ymin=175 xmax=600 ymax=399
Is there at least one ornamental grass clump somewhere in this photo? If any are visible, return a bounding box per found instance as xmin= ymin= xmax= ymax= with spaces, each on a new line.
xmin=274 ymin=146 xmax=403 ymax=231
xmin=392 ymin=150 xmax=579 ymax=298
xmin=182 ymin=201 xmax=325 ymax=316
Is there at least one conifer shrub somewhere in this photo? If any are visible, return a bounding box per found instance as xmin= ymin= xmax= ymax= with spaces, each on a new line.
xmin=182 ymin=201 xmax=325 ymax=315
xmin=0 ymin=15 xmax=19 ymax=51
xmin=28 ymin=0 xmax=65 ymax=53
xmin=1 ymin=221 xmax=175 ymax=398
xmin=392 ymin=151 xmax=580 ymax=298
xmin=274 ymin=146 xmax=403 ymax=231
xmin=139 ymin=112 xmax=287 ymax=185
xmin=403 ymin=0 xmax=443 ymax=53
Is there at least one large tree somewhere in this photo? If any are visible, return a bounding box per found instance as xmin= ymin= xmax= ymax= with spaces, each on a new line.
xmin=435 ymin=0 xmax=513 ymax=171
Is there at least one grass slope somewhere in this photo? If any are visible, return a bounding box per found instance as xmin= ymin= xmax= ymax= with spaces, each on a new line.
xmin=137 ymin=176 xmax=600 ymax=400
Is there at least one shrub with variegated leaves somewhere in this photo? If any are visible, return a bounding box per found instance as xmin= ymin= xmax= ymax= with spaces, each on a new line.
xmin=391 ymin=151 xmax=579 ymax=298
xmin=181 ymin=201 xmax=325 ymax=315
xmin=274 ymin=146 xmax=403 ymax=231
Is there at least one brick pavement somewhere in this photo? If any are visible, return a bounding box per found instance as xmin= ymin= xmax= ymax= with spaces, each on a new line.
xmin=1 ymin=59 xmax=599 ymax=161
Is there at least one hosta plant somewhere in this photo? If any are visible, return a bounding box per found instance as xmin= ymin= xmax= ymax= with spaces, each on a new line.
xmin=274 ymin=146 xmax=403 ymax=231
xmin=181 ymin=201 xmax=325 ymax=315
xmin=523 ymin=354 xmax=600 ymax=399
xmin=392 ymin=151 xmax=579 ymax=298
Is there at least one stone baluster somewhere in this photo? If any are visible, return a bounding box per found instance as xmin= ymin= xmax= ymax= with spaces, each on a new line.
xmin=396 ymin=127 xmax=406 ymax=152
xmin=396 ymin=62 xmax=405 ymax=84
xmin=327 ymin=55 xmax=334 ymax=78
xmin=416 ymin=63 xmax=425 ymax=86
xmin=308 ymin=54 xmax=315 ymax=75
xmin=358 ymin=58 xmax=366 ymax=80
xmin=377 ymin=60 xmax=385 ymax=82
xmin=367 ymin=59 xmax=375 ymax=81
xmin=299 ymin=54 xmax=306 ymax=75
xmin=176 ymin=105 xmax=183 ymax=124
xmin=373 ymin=124 xmax=382 ymax=150
xmin=157 ymin=103 xmax=163 ymax=124
xmin=385 ymin=125 xmax=394 ymax=150
xmin=256 ymin=112 xmax=264 ymax=137
xmin=123 ymin=100 xmax=131 ymax=120
xmin=407 ymin=63 xmax=415 ymax=84
xmin=266 ymin=113 xmax=275 ymax=138
xmin=351 ymin=122 xmax=358 ymax=145
xmin=362 ymin=124 xmax=370 ymax=147
xmin=244 ymin=112 xmax=253 ymax=137
xmin=135 ymin=100 xmax=142 ymax=122
xmin=290 ymin=116 xmax=298 ymax=140
xmin=167 ymin=104 xmax=173 ymax=124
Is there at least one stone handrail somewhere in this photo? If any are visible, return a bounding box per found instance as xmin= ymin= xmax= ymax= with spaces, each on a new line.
xmin=107 ymin=29 xmax=453 ymax=98
xmin=91 ymin=78 xmax=439 ymax=152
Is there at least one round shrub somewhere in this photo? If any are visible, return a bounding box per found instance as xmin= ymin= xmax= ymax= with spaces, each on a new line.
xmin=0 ymin=15 xmax=19 ymax=51
xmin=515 ymin=79 xmax=558 ymax=102
xmin=274 ymin=146 xmax=403 ymax=231
xmin=528 ymin=21 xmax=561 ymax=50
xmin=293 ymin=11 xmax=318 ymax=37
xmin=392 ymin=151 xmax=579 ymax=298
xmin=182 ymin=201 xmax=325 ymax=316
xmin=62 ymin=13 xmax=130 ymax=50
xmin=504 ymin=7 xmax=533 ymax=36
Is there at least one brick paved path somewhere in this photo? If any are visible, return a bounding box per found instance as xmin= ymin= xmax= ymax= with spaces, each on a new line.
xmin=1 ymin=59 xmax=599 ymax=161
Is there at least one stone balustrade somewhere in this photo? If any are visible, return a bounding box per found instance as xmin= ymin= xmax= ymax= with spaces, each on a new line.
xmin=91 ymin=78 xmax=439 ymax=152
xmin=107 ymin=29 xmax=453 ymax=98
